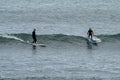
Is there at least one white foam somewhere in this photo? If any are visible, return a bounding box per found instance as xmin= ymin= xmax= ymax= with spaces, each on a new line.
xmin=0 ymin=34 xmax=24 ymax=42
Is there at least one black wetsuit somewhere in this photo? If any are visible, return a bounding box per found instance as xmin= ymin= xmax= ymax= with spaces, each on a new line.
xmin=32 ymin=31 xmax=37 ymax=43
xmin=88 ymin=29 xmax=93 ymax=39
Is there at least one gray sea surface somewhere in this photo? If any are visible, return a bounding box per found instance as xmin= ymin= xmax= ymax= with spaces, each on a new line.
xmin=0 ymin=0 xmax=120 ymax=80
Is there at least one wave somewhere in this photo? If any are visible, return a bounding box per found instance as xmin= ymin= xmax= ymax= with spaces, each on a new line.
xmin=0 ymin=34 xmax=86 ymax=44
xmin=98 ymin=33 xmax=120 ymax=42
xmin=0 ymin=33 xmax=120 ymax=43
xmin=0 ymin=76 xmax=119 ymax=80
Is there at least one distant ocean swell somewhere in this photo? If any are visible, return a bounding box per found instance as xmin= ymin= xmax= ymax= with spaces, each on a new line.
xmin=0 ymin=77 xmax=120 ymax=80
xmin=0 ymin=33 xmax=120 ymax=43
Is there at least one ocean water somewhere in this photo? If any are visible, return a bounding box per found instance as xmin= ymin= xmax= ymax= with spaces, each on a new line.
xmin=0 ymin=0 xmax=120 ymax=80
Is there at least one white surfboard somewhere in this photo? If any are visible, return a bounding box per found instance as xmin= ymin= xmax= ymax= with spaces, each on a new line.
xmin=26 ymin=41 xmax=46 ymax=47
xmin=88 ymin=36 xmax=101 ymax=43
xmin=32 ymin=43 xmax=46 ymax=47
xmin=93 ymin=36 xmax=102 ymax=43
xmin=88 ymin=38 xmax=97 ymax=44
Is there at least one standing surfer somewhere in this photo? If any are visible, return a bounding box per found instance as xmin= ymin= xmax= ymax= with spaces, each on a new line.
xmin=87 ymin=28 xmax=94 ymax=39
xmin=32 ymin=29 xmax=37 ymax=43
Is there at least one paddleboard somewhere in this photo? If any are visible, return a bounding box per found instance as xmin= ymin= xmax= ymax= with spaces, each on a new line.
xmin=88 ymin=36 xmax=101 ymax=43
xmin=32 ymin=43 xmax=46 ymax=47
xmin=26 ymin=41 xmax=46 ymax=47
xmin=88 ymin=38 xmax=97 ymax=44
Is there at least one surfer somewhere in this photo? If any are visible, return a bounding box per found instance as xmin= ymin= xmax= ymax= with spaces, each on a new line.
xmin=87 ymin=28 xmax=94 ymax=39
xmin=32 ymin=29 xmax=37 ymax=43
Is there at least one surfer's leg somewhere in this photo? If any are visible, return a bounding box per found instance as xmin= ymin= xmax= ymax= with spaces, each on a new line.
xmin=91 ymin=35 xmax=93 ymax=39
xmin=33 ymin=37 xmax=36 ymax=43
xmin=88 ymin=34 xmax=90 ymax=39
xmin=34 ymin=38 xmax=37 ymax=43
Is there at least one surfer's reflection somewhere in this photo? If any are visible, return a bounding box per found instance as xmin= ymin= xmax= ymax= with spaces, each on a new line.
xmin=87 ymin=41 xmax=92 ymax=49
xmin=32 ymin=45 xmax=37 ymax=54
xmin=33 ymin=45 xmax=36 ymax=49
xmin=87 ymin=41 xmax=98 ymax=49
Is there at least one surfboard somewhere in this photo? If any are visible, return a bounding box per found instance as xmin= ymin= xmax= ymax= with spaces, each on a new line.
xmin=88 ymin=36 xmax=101 ymax=43
xmin=26 ymin=41 xmax=46 ymax=47
xmin=32 ymin=43 xmax=46 ymax=47
xmin=88 ymin=38 xmax=97 ymax=44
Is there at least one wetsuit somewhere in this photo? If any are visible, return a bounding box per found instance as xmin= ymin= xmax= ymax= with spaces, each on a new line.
xmin=32 ymin=31 xmax=37 ymax=43
xmin=88 ymin=29 xmax=93 ymax=39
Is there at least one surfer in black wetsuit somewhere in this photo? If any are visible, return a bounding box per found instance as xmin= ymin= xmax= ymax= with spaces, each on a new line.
xmin=87 ymin=28 xmax=94 ymax=39
xmin=32 ymin=29 xmax=37 ymax=43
